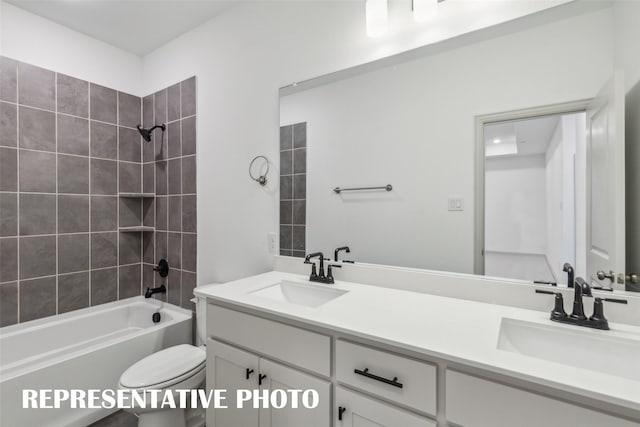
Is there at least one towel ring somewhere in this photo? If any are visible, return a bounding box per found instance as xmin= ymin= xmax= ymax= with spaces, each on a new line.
xmin=249 ymin=155 xmax=269 ymax=186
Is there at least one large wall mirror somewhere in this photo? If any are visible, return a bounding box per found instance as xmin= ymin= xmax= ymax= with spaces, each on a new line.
xmin=278 ymin=1 xmax=639 ymax=292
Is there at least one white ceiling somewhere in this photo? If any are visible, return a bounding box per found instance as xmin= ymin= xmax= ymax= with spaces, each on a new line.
xmin=4 ymin=0 xmax=234 ymax=56
xmin=485 ymin=115 xmax=561 ymax=158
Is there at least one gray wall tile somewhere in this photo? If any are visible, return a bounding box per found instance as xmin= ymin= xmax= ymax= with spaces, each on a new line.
xmin=19 ymin=276 xmax=56 ymax=322
xmin=280 ymin=200 xmax=292 ymax=225
xmin=143 ymin=95 xmax=154 ymax=127
xmin=143 ymin=198 xmax=154 ymax=227
xmin=155 ymin=196 xmax=168 ymax=231
xmin=58 ymin=272 xmax=89 ymax=313
xmin=181 ymin=271 xmax=196 ymax=310
xmin=58 ymin=195 xmax=89 ymax=233
xmin=280 ymin=225 xmax=292 ymax=250
xmin=0 ymin=238 xmax=18 ymax=283
xmin=91 ymin=267 xmax=117 ymax=305
xmin=168 ymin=232 xmax=181 ymax=269
xmin=167 ymin=83 xmax=181 ymax=122
xmin=181 ymin=77 xmax=196 ymax=118
xmin=182 ymin=234 xmax=196 ymax=272
xmin=293 ymin=148 xmax=306 ymax=174
xmin=0 ymin=193 xmax=18 ymax=236
xmin=168 ymin=158 xmax=181 ymax=195
xmin=58 ymin=233 xmax=90 ymax=273
xmin=91 ymin=196 xmax=117 ymax=231
xmin=182 ymin=156 xmax=196 ymax=194
xmin=155 ymin=129 xmax=167 ymax=160
xmin=119 ymin=127 xmax=141 ymax=163
xmin=293 ymin=122 xmax=307 ymax=148
xmin=143 ymin=163 xmax=154 ymax=194
xmin=0 ymin=102 xmax=17 ymax=147
xmin=19 ymin=106 xmax=55 ymax=151
xmin=119 ymin=198 xmax=142 ymax=228
xmin=292 ymin=250 xmax=306 ymax=258
xmin=168 ymin=195 xmax=181 ymax=231
xmin=19 ymin=194 xmax=56 ymax=235
xmin=154 ymin=89 xmax=167 ymax=125
xmin=155 ymin=160 xmax=167 ymax=195
xmin=119 ymin=232 xmax=142 ymax=265
xmin=19 ymin=149 xmax=56 ymax=192
xmin=58 ymin=115 xmax=89 ymax=156
xmin=293 ymin=200 xmax=306 ymax=225
xmin=118 ymin=162 xmax=141 ymax=193
xmin=293 ymin=174 xmax=306 ymax=199
xmin=90 ymin=121 xmax=117 ymax=160
xmin=58 ymin=154 xmax=89 ymax=194
xmin=20 ymin=236 xmax=56 ymax=279
xmin=182 ymin=195 xmax=196 ymax=233
xmin=119 ymin=264 xmax=141 ymax=299
xmin=292 ymin=225 xmax=306 ymax=251
xmin=91 ymin=232 xmax=118 ymax=268
xmin=0 ymin=57 xmax=17 ymax=103
xmin=280 ymin=125 xmax=293 ymax=150
xmin=167 ymin=121 xmax=181 ymax=159
xmin=90 ymin=84 xmax=117 ymax=124
xmin=0 ymin=282 xmax=18 ymax=326
xmin=280 ymin=150 xmax=293 ymax=175
xmin=143 ymin=138 xmax=155 ymax=163
xmin=0 ymin=147 xmax=17 ymax=191
xmin=57 ymin=74 xmax=89 ymax=118
xmin=90 ymin=159 xmax=117 ymax=195
xmin=118 ymin=92 xmax=141 ymax=129
xmin=143 ymin=233 xmax=155 ymax=264
xmin=167 ymin=270 xmax=181 ymax=306
xmin=155 ymin=231 xmax=168 ymax=260
xmin=18 ymin=62 xmax=55 ymax=110
xmin=280 ymin=175 xmax=293 ymax=200
xmin=181 ymin=116 xmax=196 ymax=156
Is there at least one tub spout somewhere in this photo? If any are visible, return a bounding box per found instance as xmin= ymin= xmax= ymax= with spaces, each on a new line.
xmin=145 ymin=284 xmax=166 ymax=298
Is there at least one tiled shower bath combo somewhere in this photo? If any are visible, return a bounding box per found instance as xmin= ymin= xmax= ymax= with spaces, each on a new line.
xmin=279 ymin=122 xmax=307 ymax=257
xmin=0 ymin=56 xmax=197 ymax=326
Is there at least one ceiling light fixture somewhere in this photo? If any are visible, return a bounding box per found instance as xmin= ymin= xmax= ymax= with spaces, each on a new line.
xmin=493 ymin=139 xmax=501 ymax=144
xmin=366 ymin=0 xmax=388 ymax=38
xmin=413 ymin=0 xmax=438 ymax=22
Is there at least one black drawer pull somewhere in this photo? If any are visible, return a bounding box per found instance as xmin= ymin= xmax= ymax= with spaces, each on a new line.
xmin=245 ymin=368 xmax=254 ymax=380
xmin=259 ymin=373 xmax=267 ymax=386
xmin=338 ymin=406 xmax=347 ymax=421
xmin=354 ymin=368 xmax=403 ymax=388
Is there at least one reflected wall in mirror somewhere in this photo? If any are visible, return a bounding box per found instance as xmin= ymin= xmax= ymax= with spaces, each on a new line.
xmin=278 ymin=1 xmax=640 ymax=291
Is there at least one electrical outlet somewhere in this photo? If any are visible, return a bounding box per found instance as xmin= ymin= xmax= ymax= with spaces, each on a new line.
xmin=268 ymin=232 xmax=277 ymax=254
xmin=448 ymin=198 xmax=464 ymax=211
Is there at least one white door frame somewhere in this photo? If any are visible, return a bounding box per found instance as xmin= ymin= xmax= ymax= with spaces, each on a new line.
xmin=474 ymin=99 xmax=592 ymax=275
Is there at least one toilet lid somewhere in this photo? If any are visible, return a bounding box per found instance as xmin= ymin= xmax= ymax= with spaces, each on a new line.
xmin=120 ymin=344 xmax=206 ymax=388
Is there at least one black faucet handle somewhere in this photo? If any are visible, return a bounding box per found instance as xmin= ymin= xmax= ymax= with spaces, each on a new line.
xmin=603 ymin=297 xmax=628 ymax=304
xmin=535 ymin=289 xmax=567 ymax=319
xmin=534 ymin=280 xmax=557 ymax=286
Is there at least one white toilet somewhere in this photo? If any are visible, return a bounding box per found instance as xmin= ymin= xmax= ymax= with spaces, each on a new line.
xmin=118 ymin=296 xmax=209 ymax=427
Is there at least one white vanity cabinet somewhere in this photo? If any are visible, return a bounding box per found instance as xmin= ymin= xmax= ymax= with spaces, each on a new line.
xmin=335 ymin=387 xmax=436 ymax=427
xmin=206 ymin=338 xmax=331 ymax=427
xmin=446 ymin=370 xmax=638 ymax=427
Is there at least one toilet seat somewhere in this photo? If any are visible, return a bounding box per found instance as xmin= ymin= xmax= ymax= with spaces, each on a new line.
xmin=119 ymin=344 xmax=206 ymax=390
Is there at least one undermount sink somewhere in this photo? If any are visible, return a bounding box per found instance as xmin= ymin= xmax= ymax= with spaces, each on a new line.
xmin=249 ymin=281 xmax=348 ymax=308
xmin=497 ymin=318 xmax=640 ymax=381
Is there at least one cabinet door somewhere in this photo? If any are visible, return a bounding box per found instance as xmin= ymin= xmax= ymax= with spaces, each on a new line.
xmin=206 ymin=339 xmax=260 ymax=427
xmin=259 ymin=358 xmax=331 ymax=427
xmin=336 ymin=387 xmax=436 ymax=427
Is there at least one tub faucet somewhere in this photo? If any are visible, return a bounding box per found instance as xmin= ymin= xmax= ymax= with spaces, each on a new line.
xmin=145 ymin=284 xmax=166 ymax=298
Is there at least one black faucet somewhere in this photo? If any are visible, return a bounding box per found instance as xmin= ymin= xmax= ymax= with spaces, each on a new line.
xmin=145 ymin=284 xmax=166 ymax=298
xmin=563 ymin=263 xmax=575 ymax=288
xmin=535 ymin=278 xmax=626 ymax=330
xmin=334 ymin=246 xmax=351 ymax=262
xmin=304 ymin=252 xmax=341 ymax=284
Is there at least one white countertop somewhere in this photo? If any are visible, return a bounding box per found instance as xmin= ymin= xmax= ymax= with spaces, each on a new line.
xmin=195 ymin=271 xmax=640 ymax=413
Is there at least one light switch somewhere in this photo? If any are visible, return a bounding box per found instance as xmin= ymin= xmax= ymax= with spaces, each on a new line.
xmin=448 ymin=198 xmax=464 ymax=211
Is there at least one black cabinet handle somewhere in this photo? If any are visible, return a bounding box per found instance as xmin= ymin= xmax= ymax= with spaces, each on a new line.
xmin=259 ymin=373 xmax=267 ymax=386
xmin=245 ymin=368 xmax=254 ymax=380
xmin=338 ymin=406 xmax=346 ymax=421
xmin=354 ymin=368 xmax=403 ymax=388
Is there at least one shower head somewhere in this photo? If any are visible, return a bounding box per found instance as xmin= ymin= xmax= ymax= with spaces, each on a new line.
xmin=136 ymin=124 xmax=166 ymax=142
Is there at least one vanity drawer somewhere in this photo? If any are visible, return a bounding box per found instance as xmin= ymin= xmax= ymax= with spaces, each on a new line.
xmin=336 ymin=340 xmax=437 ymax=415
xmin=207 ymin=304 xmax=331 ymax=377
xmin=446 ymin=370 xmax=638 ymax=427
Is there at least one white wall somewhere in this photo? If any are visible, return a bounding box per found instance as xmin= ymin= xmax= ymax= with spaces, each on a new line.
xmin=0 ymin=1 xmax=142 ymax=95
xmin=485 ymin=155 xmax=547 ymax=256
xmin=545 ymin=122 xmax=564 ymax=278
xmin=280 ymin=7 xmax=613 ymax=274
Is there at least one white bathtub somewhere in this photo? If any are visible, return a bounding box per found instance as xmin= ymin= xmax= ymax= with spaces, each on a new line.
xmin=0 ymin=297 xmax=193 ymax=427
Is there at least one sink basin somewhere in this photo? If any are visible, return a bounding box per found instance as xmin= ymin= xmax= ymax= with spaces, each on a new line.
xmin=497 ymin=318 xmax=640 ymax=381
xmin=249 ymin=281 xmax=348 ymax=308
